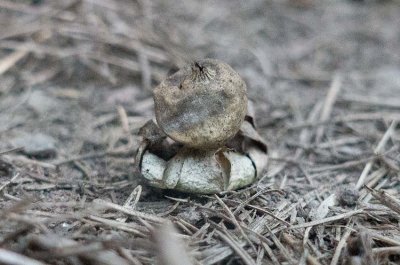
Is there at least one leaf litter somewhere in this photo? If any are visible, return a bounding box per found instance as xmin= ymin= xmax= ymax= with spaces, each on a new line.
xmin=0 ymin=0 xmax=399 ymax=264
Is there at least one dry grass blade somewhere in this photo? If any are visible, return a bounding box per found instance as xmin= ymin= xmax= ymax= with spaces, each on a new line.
xmin=356 ymin=120 xmax=398 ymax=189
xmin=153 ymin=222 xmax=194 ymax=265
xmin=315 ymin=74 xmax=342 ymax=143
xmin=330 ymin=222 xmax=354 ymax=265
xmin=214 ymin=195 xmax=257 ymax=253
xmin=307 ymin=254 xmax=323 ymax=265
xmin=264 ymin=225 xmax=295 ymax=264
xmin=370 ymin=232 xmax=400 ymax=247
xmin=0 ymin=173 xmax=20 ymax=192
xmin=289 ymin=209 xmax=364 ymax=230
xmin=215 ymin=230 xmax=256 ymax=265
xmin=246 ymin=204 xmax=290 ymax=226
xmin=289 ymin=112 xmax=400 ymax=129
xmin=0 ymin=50 xmax=28 ymax=75
xmin=0 ymin=147 xmax=24 ymax=155
xmin=0 ymin=248 xmax=45 ymax=265
xmin=342 ymin=95 xmax=400 ymax=109
xmin=365 ymin=186 xmax=400 ymax=215
xmin=92 ymin=199 xmax=165 ymax=223
xmin=86 ymin=215 xmax=147 ymax=237
xmin=3 ymin=155 xmax=56 ymax=169
xmin=261 ymin=242 xmax=280 ymax=265
xmin=372 ymin=246 xmax=400 ymax=255
xmin=1 ymin=1 xmax=400 ymax=264
xmin=28 ymin=234 xmax=131 ymax=265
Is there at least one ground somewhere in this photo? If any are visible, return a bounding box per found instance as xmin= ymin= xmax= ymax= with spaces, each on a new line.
xmin=0 ymin=0 xmax=399 ymax=264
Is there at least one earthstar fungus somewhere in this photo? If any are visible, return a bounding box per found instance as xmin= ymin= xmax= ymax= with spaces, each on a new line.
xmin=136 ymin=59 xmax=268 ymax=194
xmin=153 ymin=59 xmax=247 ymax=149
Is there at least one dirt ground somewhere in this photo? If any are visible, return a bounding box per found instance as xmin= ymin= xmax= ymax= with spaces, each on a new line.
xmin=0 ymin=0 xmax=399 ymax=264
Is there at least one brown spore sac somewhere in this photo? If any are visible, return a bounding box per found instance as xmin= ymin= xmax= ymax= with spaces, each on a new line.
xmin=153 ymin=59 xmax=247 ymax=149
